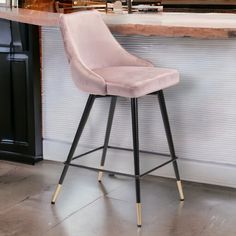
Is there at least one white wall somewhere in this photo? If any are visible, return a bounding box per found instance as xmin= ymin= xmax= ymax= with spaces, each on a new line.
xmin=41 ymin=27 xmax=236 ymax=188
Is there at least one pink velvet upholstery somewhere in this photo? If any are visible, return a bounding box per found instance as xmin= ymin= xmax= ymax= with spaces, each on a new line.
xmin=93 ymin=67 xmax=179 ymax=98
xmin=60 ymin=11 xmax=180 ymax=97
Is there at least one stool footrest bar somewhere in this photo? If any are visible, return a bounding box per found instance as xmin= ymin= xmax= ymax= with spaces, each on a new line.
xmin=70 ymin=145 xmax=178 ymax=162
xmin=67 ymin=163 xmax=135 ymax=178
xmin=72 ymin=146 xmax=104 ymax=161
xmin=66 ymin=158 xmax=177 ymax=178
xmin=108 ymin=145 xmax=175 ymax=158
xmin=140 ymin=158 xmax=177 ymax=177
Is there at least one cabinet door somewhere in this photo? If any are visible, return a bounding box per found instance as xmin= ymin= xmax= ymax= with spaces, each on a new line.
xmin=0 ymin=53 xmax=12 ymax=141
xmin=0 ymin=20 xmax=42 ymax=164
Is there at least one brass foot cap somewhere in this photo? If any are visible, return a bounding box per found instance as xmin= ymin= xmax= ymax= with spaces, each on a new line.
xmin=98 ymin=167 xmax=104 ymax=182
xmin=51 ymin=184 xmax=62 ymax=204
xmin=177 ymin=180 xmax=184 ymax=201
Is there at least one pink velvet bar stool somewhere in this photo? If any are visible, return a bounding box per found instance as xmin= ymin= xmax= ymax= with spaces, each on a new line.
xmin=51 ymin=10 xmax=184 ymax=227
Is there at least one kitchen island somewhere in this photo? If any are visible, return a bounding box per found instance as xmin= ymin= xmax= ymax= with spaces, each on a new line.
xmin=1 ymin=7 xmax=236 ymax=188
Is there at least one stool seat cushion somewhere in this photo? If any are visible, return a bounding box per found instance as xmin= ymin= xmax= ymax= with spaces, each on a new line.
xmin=93 ymin=66 xmax=179 ymax=98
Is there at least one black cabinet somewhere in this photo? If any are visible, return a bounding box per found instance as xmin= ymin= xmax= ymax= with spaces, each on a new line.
xmin=0 ymin=19 xmax=42 ymax=164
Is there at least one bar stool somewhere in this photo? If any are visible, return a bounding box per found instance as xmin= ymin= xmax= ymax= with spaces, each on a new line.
xmin=51 ymin=10 xmax=184 ymax=227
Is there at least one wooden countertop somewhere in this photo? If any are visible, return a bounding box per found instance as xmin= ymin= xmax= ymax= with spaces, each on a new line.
xmin=0 ymin=7 xmax=59 ymax=27
xmin=1 ymin=7 xmax=236 ymax=39
xmin=105 ymin=12 xmax=236 ymax=39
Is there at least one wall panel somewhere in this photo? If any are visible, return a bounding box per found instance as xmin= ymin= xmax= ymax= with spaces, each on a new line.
xmin=42 ymin=27 xmax=236 ymax=187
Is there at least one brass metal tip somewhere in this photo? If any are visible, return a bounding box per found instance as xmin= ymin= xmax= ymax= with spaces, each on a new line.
xmin=98 ymin=166 xmax=104 ymax=182
xmin=51 ymin=184 xmax=62 ymax=204
xmin=136 ymin=203 xmax=142 ymax=227
xmin=177 ymin=180 xmax=184 ymax=201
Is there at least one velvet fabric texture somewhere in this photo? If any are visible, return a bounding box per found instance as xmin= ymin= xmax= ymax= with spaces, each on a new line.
xmin=60 ymin=11 xmax=180 ymax=97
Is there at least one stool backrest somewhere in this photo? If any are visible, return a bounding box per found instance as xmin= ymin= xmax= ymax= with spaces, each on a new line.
xmin=60 ymin=11 xmax=152 ymax=95
xmin=60 ymin=10 xmax=136 ymax=69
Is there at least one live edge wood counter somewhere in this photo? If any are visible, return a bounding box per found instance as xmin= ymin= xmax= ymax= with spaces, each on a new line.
xmin=1 ymin=7 xmax=236 ymax=39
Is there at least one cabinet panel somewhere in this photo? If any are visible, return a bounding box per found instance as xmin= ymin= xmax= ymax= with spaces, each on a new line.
xmin=12 ymin=55 xmax=29 ymax=144
xmin=0 ymin=20 xmax=42 ymax=164
xmin=0 ymin=54 xmax=12 ymax=141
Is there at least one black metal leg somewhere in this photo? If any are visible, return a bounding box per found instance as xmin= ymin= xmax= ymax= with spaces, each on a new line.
xmin=98 ymin=97 xmax=117 ymax=182
xmin=158 ymin=90 xmax=184 ymax=201
xmin=131 ymin=98 xmax=142 ymax=227
xmin=51 ymin=94 xmax=96 ymax=204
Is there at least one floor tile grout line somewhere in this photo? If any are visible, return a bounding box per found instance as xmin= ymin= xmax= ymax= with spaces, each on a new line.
xmin=44 ymin=195 xmax=104 ymax=235
xmin=44 ymin=177 xmax=131 ymax=235
xmin=105 ymin=195 xmax=130 ymax=203
xmin=44 ymin=178 xmax=133 ymax=235
xmin=43 ymin=180 xmax=139 ymax=235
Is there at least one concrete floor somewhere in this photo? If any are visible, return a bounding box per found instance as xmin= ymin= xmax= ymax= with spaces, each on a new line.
xmin=1 ymin=160 xmax=236 ymax=236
